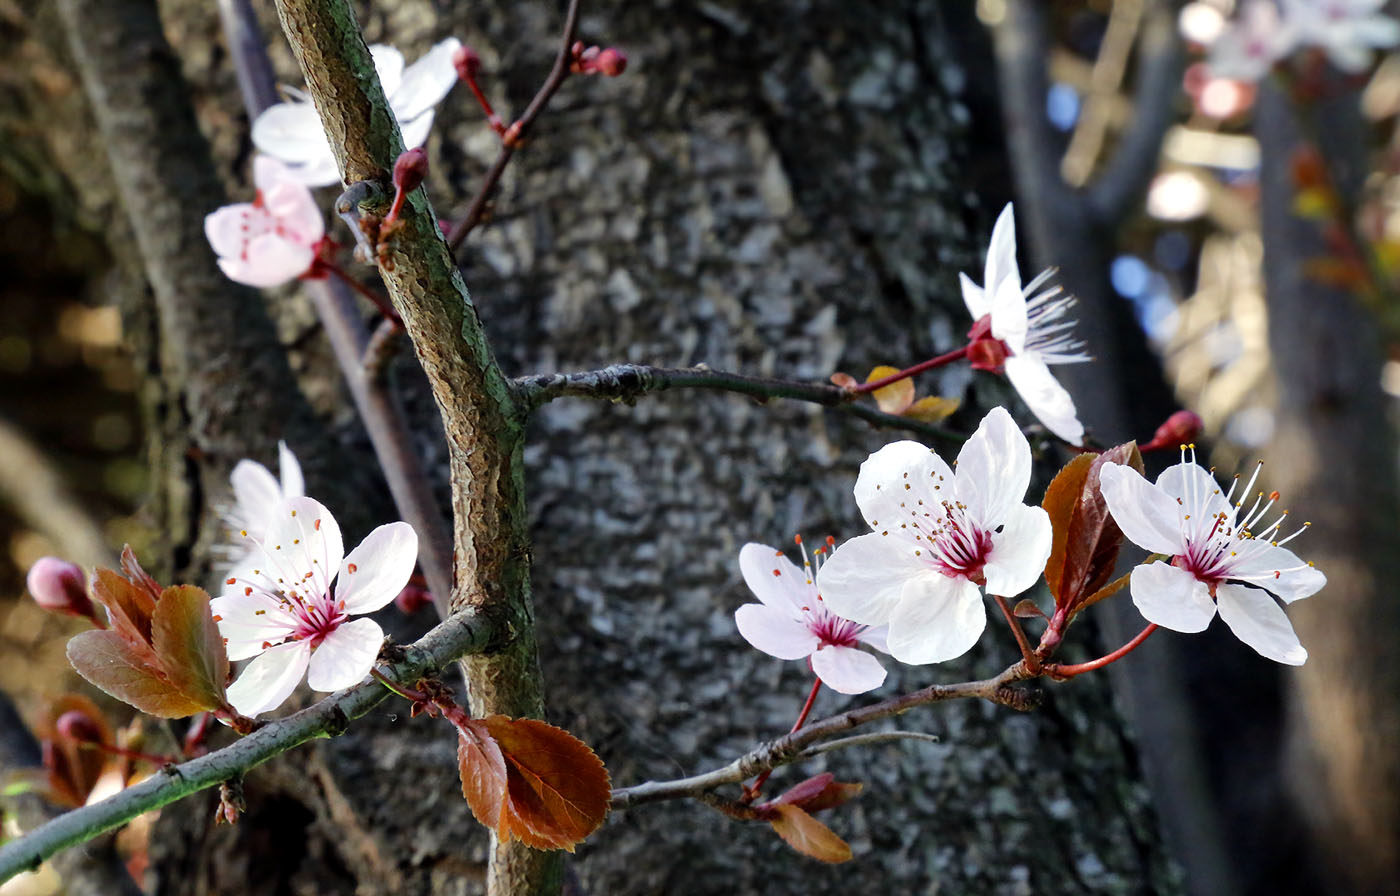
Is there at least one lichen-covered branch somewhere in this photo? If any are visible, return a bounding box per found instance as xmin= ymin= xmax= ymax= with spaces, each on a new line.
xmin=513 ymin=364 xmax=964 ymax=446
xmin=0 ymin=607 xmax=495 ymax=885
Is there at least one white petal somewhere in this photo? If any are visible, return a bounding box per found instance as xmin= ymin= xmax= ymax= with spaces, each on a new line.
xmin=229 ymin=459 xmax=282 ymax=529
xmin=226 ymin=639 xmax=311 ymax=717
xmin=885 ymin=574 xmax=986 ymax=665
xmin=955 ymin=406 xmax=1032 ymax=526
xmin=204 ymin=205 xmax=254 ymax=258
xmin=391 ymin=38 xmax=462 ymax=122
xmin=260 ymin=182 xmax=324 ymax=245
xmin=960 ymin=272 xmax=990 ymax=321
xmin=211 ymin=591 xmax=297 ymax=661
xmin=1129 ymin=562 xmax=1216 ymax=633
xmin=1099 ymin=463 xmax=1184 ymax=557
xmin=856 ymin=623 xmax=889 ymax=653
xmin=1004 ymin=356 xmax=1084 ymax=445
xmin=307 ymin=618 xmax=384 ymax=691
xmin=398 ymin=109 xmax=437 ymax=151
xmin=252 ymin=155 xmax=296 ymax=191
xmin=983 ymin=503 xmax=1052 ymax=597
xmin=1228 ymin=542 xmax=1326 ymax=603
xmin=1215 ymin=584 xmax=1307 ymax=665
xmin=370 ymin=44 xmax=406 ymax=99
xmin=251 ymin=103 xmax=331 ymax=163
xmin=984 ymin=203 xmax=1018 ymax=302
xmin=852 ymin=440 xmax=955 ymax=535
xmin=280 ymin=154 xmax=343 ymax=188
xmin=277 ymin=441 xmax=304 ymax=500
xmin=989 ymin=272 xmax=1028 ymax=353
xmin=228 ymin=234 xmax=315 ymax=288
xmin=734 ymin=604 xmax=820 ymax=660
xmin=816 ymin=532 xmax=930 ymax=625
xmin=810 ymin=645 xmax=887 ymax=695
xmin=260 ymin=496 xmax=344 ymax=601
xmin=738 ymin=543 xmax=809 ymax=618
xmin=1157 ymin=460 xmax=1232 ymax=527
xmin=335 ymin=521 xmax=418 ymax=614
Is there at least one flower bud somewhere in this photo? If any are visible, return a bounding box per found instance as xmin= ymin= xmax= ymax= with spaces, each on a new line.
xmin=55 ymin=709 xmax=106 ymax=745
xmin=393 ymin=147 xmax=430 ymax=194
xmin=26 ymin=557 xmax=98 ymax=623
xmin=395 ymin=582 xmax=434 ymax=615
xmin=1142 ymin=409 xmax=1204 ymax=452
xmin=452 ymin=45 xmax=481 ymax=81
xmin=966 ymin=337 xmax=1008 ymax=373
xmin=594 ymin=48 xmax=627 ymax=77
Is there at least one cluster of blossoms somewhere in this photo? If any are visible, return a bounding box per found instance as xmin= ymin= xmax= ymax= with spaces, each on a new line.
xmin=1202 ymin=0 xmax=1399 ymax=82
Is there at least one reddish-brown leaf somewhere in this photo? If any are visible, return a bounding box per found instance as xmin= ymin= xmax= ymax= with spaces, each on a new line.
xmin=765 ymin=773 xmax=863 ymax=813
xmin=66 ymin=630 xmax=206 ymax=718
xmin=457 ymin=719 xmax=509 ymax=836
xmin=482 ymin=715 xmax=611 ymax=852
xmin=1012 ymin=599 xmax=1046 ymax=619
xmin=152 ymin=585 xmax=229 ymax=712
xmin=1041 ymin=453 xmax=1096 ymax=608
xmin=90 ymin=568 xmax=156 ymax=649
xmin=767 ymin=804 xmax=853 ymax=863
xmin=38 ymin=695 xmax=112 ymax=807
xmin=119 ymin=545 xmax=163 ymax=603
xmin=1060 ymin=444 xmax=1141 ymax=614
xmin=866 ymin=366 xmax=914 ymax=415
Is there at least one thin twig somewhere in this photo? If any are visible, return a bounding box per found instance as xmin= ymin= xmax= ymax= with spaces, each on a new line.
xmin=512 ymin=364 xmax=965 ymax=445
xmin=795 ymin=729 xmax=942 ymax=759
xmin=610 ymin=662 xmax=1037 ymax=809
xmin=445 ymin=0 xmax=582 ymax=251
xmin=0 ymin=607 xmax=497 ymax=883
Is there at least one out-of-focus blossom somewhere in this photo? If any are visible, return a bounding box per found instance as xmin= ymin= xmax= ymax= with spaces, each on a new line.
xmin=1207 ymin=0 xmax=1298 ymax=81
xmin=1284 ymin=0 xmax=1400 ymax=73
xmin=204 ymin=156 xmax=325 ymax=288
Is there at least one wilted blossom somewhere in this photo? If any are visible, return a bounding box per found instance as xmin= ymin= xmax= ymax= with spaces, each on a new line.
xmin=1099 ymin=448 xmax=1326 ymax=665
xmin=252 ymin=39 xmax=462 ymax=187
xmin=817 ymin=407 xmax=1053 ymax=665
xmin=212 ymin=497 xmax=418 ymax=716
xmin=735 ymin=539 xmax=889 ymax=695
xmin=960 ymin=204 xmax=1090 ymax=446
xmin=204 ymin=156 xmax=325 ymax=288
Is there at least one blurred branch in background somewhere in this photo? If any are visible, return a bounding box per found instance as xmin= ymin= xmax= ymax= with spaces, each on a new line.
xmin=0 ymin=417 xmax=109 ymax=569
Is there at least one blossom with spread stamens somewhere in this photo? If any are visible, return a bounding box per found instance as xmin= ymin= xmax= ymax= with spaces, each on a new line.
xmin=817 ymin=407 xmax=1053 ymax=665
xmin=1284 ymin=0 xmax=1400 ymax=73
xmin=252 ymin=39 xmax=462 ymax=187
xmin=1099 ymin=448 xmax=1326 ymax=665
xmin=960 ymin=204 xmax=1090 ymax=445
xmin=204 ymin=156 xmax=325 ymax=287
xmin=735 ymin=538 xmax=889 ymax=695
xmin=212 ymin=496 xmax=418 ymax=716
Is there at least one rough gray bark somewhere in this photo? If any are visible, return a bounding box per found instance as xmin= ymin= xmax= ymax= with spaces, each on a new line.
xmin=7 ymin=0 xmax=1180 ymax=893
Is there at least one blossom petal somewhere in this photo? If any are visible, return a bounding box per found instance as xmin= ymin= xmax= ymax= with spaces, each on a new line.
xmin=955 ymin=406 xmax=1032 ymax=526
xmin=960 ymin=272 xmax=989 ymax=321
xmin=335 ymin=521 xmax=418 ymax=614
xmin=204 ymin=205 xmax=255 ymax=258
xmin=1099 ymin=462 xmax=1184 ymax=557
xmin=391 ymin=38 xmax=462 ymax=122
xmin=852 ymin=440 xmax=955 ymax=536
xmin=252 ymin=155 xmax=297 ymax=192
xmin=1215 ymin=583 xmax=1307 ymax=665
xmin=989 ymin=271 xmax=1028 ymax=354
xmin=983 ymin=503 xmax=1052 ymax=597
xmin=856 ymin=623 xmax=890 ymax=653
xmin=1004 ymin=356 xmax=1084 ymax=446
xmin=738 ymin=543 xmax=808 ymax=618
xmin=1229 ymin=543 xmax=1326 ymax=603
xmin=260 ymin=496 xmax=345 ymax=601
xmin=398 ymin=109 xmax=437 ymax=151
xmin=1157 ymin=460 xmax=1232 ymax=527
xmin=220 ymin=234 xmax=314 ymax=288
xmin=277 ymin=441 xmax=304 ymax=500
xmin=280 ymin=155 xmax=343 ymax=188
xmin=1129 ymin=562 xmax=1216 ymax=632
xmin=816 ymin=532 xmax=930 ymax=626
xmin=810 ymin=645 xmax=887 ymax=695
xmin=261 ymin=182 xmax=324 ymax=244
xmin=211 ymin=591 xmax=297 ymax=661
xmin=885 ymin=574 xmax=986 ymax=665
xmin=251 ymin=103 xmax=331 ymax=164
xmin=984 ymin=203 xmax=1018 ymax=302
xmin=370 ymin=44 xmax=406 ymax=99
xmin=226 ymin=639 xmax=311 ymax=717
xmin=734 ymin=604 xmax=819 ymax=660
xmin=229 ymin=459 xmax=282 ymax=530
xmin=306 ymin=617 xmax=384 ymax=691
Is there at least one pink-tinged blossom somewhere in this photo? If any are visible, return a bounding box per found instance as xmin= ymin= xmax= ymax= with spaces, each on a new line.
xmin=1099 ymin=449 xmax=1326 ymax=665
xmin=960 ymin=204 xmax=1089 ymax=446
xmin=735 ymin=540 xmax=889 ymax=695
xmin=817 ymin=407 xmax=1053 ymax=666
xmin=1206 ymin=0 xmax=1298 ymax=82
xmin=212 ymin=497 xmax=418 ymax=717
xmin=1284 ymin=0 xmax=1400 ymax=73
xmin=219 ymin=441 xmax=304 ymax=581
xmin=204 ymin=156 xmax=325 ymax=288
xmin=252 ymin=39 xmax=462 ymax=187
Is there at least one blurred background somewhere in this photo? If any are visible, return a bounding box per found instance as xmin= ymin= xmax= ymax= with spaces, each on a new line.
xmin=1 ymin=0 xmax=1397 ymax=893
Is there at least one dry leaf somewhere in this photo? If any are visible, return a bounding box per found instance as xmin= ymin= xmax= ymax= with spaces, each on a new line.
xmin=767 ymin=804 xmax=852 ymax=863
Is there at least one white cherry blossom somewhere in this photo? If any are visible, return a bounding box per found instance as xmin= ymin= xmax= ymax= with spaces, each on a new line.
xmin=1207 ymin=0 xmax=1298 ymax=82
xmin=1099 ymin=449 xmax=1326 ymax=665
xmin=817 ymin=407 xmax=1053 ymax=665
xmin=204 ymin=156 xmax=324 ymax=287
xmin=735 ymin=539 xmax=889 ymax=695
xmin=212 ymin=496 xmax=418 ymax=716
xmin=960 ymin=204 xmax=1089 ymax=445
xmin=252 ymin=39 xmax=462 ymax=186
xmin=1284 ymin=0 xmax=1400 ymax=73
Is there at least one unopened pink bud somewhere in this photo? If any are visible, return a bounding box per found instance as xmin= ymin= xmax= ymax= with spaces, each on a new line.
xmin=594 ymin=48 xmax=627 ymax=77
xmin=393 ymin=148 xmax=430 ymax=193
xmin=453 ymin=45 xmax=481 ymax=81
xmin=55 ymin=710 xmax=105 ymax=745
xmin=1145 ymin=409 xmax=1203 ymax=451
xmin=26 ymin=557 xmax=97 ymax=622
xmin=395 ymin=583 xmax=433 ymax=615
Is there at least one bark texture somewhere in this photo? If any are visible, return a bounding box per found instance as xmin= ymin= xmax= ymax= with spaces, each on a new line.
xmin=6 ymin=0 xmax=1181 ymax=893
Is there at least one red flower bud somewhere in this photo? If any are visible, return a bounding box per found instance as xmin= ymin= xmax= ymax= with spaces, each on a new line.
xmin=594 ymin=48 xmax=627 ymax=77
xmin=55 ymin=709 xmax=106 ymax=745
xmin=393 ymin=147 xmax=430 ymax=194
xmin=394 ymin=582 xmax=434 ymax=615
xmin=452 ymin=45 xmax=481 ymax=81
xmin=967 ymin=337 xmax=1008 ymax=373
xmin=1142 ymin=409 xmax=1204 ymax=452
xmin=26 ymin=557 xmax=99 ymax=624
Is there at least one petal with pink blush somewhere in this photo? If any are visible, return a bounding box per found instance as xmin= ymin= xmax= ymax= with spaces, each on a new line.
xmin=226 ymin=639 xmax=311 ymax=717
xmin=307 ymin=618 xmax=384 ymax=691
xmin=810 ymin=645 xmax=887 ymax=695
xmin=336 ymin=522 xmax=418 ymax=614
xmin=204 ymin=205 xmax=254 ymax=257
xmin=735 ymin=603 xmax=819 ymax=660
xmin=738 ymin=543 xmax=809 ymax=617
